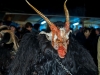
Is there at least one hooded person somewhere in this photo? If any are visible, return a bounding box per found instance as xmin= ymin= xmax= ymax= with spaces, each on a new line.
xmin=8 ymin=0 xmax=98 ymax=75
xmin=0 ymin=25 xmax=19 ymax=75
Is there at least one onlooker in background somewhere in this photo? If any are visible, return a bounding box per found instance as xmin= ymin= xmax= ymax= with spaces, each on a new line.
xmin=93 ymin=28 xmax=100 ymax=66
xmin=33 ymin=23 xmax=40 ymax=32
xmin=21 ymin=22 xmax=40 ymax=38
xmin=21 ymin=22 xmax=33 ymax=36
xmin=75 ymin=27 xmax=91 ymax=47
xmin=95 ymin=28 xmax=100 ymax=36
xmin=3 ymin=16 xmax=12 ymax=26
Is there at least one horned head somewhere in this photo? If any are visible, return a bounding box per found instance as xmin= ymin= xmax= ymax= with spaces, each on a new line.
xmin=25 ymin=0 xmax=71 ymax=58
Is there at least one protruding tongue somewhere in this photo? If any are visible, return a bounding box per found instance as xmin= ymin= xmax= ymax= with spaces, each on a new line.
xmin=58 ymin=46 xmax=66 ymax=58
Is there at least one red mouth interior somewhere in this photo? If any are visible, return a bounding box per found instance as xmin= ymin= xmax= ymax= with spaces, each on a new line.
xmin=58 ymin=46 xmax=66 ymax=58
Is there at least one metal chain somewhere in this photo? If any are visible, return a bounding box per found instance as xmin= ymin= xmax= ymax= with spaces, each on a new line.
xmin=56 ymin=59 xmax=72 ymax=75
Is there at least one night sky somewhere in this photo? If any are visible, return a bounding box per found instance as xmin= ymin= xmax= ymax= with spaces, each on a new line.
xmin=0 ymin=0 xmax=100 ymax=17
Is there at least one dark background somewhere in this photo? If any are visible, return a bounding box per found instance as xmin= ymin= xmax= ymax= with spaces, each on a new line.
xmin=0 ymin=0 xmax=100 ymax=17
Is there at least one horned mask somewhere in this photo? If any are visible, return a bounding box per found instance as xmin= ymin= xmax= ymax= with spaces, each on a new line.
xmin=25 ymin=0 xmax=72 ymax=58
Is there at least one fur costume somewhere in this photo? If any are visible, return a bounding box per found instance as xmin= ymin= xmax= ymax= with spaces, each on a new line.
xmin=0 ymin=25 xmax=19 ymax=75
xmin=8 ymin=0 xmax=98 ymax=75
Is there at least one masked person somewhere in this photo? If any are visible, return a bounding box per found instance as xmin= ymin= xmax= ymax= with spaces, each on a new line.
xmin=0 ymin=25 xmax=19 ymax=75
xmin=8 ymin=0 xmax=98 ymax=75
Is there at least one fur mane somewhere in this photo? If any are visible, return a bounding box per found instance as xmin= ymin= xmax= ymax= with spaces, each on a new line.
xmin=8 ymin=31 xmax=98 ymax=75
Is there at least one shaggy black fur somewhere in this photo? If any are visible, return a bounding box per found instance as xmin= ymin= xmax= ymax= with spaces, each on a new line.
xmin=8 ymin=22 xmax=98 ymax=75
xmin=0 ymin=33 xmax=14 ymax=75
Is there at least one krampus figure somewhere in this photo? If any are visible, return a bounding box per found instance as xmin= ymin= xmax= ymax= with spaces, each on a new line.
xmin=8 ymin=0 xmax=98 ymax=75
xmin=0 ymin=25 xmax=19 ymax=75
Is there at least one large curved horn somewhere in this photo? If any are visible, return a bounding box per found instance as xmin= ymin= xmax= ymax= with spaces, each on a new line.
xmin=64 ymin=0 xmax=69 ymax=22
xmin=25 ymin=0 xmax=62 ymax=44
xmin=25 ymin=0 xmax=53 ymax=26
xmin=64 ymin=0 xmax=70 ymax=32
